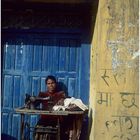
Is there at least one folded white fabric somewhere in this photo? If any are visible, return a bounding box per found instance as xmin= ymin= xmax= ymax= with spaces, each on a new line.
xmin=52 ymin=105 xmax=65 ymax=111
xmin=53 ymin=97 xmax=88 ymax=111
xmin=70 ymin=98 xmax=88 ymax=111
xmin=64 ymin=97 xmax=76 ymax=107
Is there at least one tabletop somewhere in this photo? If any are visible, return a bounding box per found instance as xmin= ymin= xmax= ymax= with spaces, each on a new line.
xmin=15 ymin=107 xmax=85 ymax=116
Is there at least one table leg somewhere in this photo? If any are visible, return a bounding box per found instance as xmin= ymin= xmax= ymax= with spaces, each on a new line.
xmin=69 ymin=115 xmax=84 ymax=140
xmin=20 ymin=114 xmax=25 ymax=140
xmin=57 ymin=118 xmax=60 ymax=140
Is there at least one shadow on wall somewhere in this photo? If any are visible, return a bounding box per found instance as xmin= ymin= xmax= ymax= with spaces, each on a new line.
xmin=80 ymin=115 xmax=89 ymax=140
xmin=80 ymin=108 xmax=93 ymax=140
xmin=1 ymin=134 xmax=17 ymax=140
xmin=57 ymin=82 xmax=68 ymax=97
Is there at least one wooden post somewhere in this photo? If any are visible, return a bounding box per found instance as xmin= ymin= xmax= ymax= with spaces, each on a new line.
xmin=20 ymin=114 xmax=25 ymax=140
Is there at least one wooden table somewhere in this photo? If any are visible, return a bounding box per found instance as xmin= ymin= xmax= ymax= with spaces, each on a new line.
xmin=15 ymin=108 xmax=85 ymax=140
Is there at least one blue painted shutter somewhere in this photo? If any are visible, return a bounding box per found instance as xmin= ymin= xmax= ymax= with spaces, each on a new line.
xmin=2 ymin=32 xmax=90 ymax=139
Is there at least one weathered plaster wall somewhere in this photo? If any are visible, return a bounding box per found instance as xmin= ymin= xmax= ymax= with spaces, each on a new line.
xmin=89 ymin=0 xmax=139 ymax=140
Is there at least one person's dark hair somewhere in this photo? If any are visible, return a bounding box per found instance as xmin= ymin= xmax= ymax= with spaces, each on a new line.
xmin=45 ymin=75 xmax=57 ymax=84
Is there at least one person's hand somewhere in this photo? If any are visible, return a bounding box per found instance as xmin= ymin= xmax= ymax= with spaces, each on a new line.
xmin=56 ymin=98 xmax=65 ymax=105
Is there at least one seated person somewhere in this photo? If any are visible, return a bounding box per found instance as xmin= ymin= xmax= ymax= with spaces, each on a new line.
xmin=33 ymin=75 xmax=67 ymax=140
xmin=33 ymin=75 xmax=84 ymax=140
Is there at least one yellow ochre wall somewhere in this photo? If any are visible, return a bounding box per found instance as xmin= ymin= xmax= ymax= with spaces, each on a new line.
xmin=89 ymin=0 xmax=139 ymax=140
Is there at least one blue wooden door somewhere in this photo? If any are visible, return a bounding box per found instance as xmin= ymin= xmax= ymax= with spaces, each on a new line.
xmin=2 ymin=31 xmax=90 ymax=139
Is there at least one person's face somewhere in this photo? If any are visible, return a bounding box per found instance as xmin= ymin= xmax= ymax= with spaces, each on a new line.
xmin=46 ymin=79 xmax=56 ymax=93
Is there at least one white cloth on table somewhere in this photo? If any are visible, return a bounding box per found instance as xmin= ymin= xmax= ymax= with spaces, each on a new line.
xmin=53 ymin=97 xmax=88 ymax=111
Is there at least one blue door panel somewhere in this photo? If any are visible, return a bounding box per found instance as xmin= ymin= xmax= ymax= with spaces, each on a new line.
xmin=79 ymin=44 xmax=90 ymax=104
xmin=69 ymin=47 xmax=77 ymax=71
xmin=2 ymin=32 xmax=90 ymax=139
xmin=40 ymin=77 xmax=46 ymax=91
xmin=13 ymin=76 xmax=21 ymax=108
xmin=31 ymin=77 xmax=41 ymax=96
xmin=26 ymin=45 xmax=34 ymax=72
xmin=52 ymin=46 xmax=59 ymax=72
xmin=3 ymin=75 xmax=13 ymax=108
xmin=11 ymin=114 xmax=20 ymax=138
xmin=33 ymin=44 xmax=43 ymax=71
xmin=59 ymin=40 xmax=69 ymax=71
xmin=4 ymin=43 xmax=16 ymax=70
xmin=2 ymin=113 xmax=9 ymax=134
xmin=68 ymin=78 xmax=76 ymax=97
xmin=42 ymin=43 xmax=50 ymax=71
xmin=15 ymin=44 xmax=24 ymax=70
